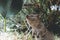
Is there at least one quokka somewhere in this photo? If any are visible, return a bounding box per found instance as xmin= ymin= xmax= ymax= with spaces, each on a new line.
xmin=26 ymin=14 xmax=54 ymax=40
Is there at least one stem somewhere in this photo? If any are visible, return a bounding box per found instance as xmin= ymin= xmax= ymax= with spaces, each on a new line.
xmin=4 ymin=17 xmax=6 ymax=32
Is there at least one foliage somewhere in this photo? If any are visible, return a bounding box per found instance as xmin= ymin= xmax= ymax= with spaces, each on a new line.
xmin=0 ymin=0 xmax=60 ymax=40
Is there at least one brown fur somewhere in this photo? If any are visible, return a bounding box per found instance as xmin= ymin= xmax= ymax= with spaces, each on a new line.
xmin=26 ymin=14 xmax=54 ymax=40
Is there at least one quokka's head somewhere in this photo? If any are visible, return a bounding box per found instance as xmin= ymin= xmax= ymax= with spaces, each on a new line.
xmin=26 ymin=14 xmax=40 ymax=20
xmin=26 ymin=14 xmax=41 ymax=27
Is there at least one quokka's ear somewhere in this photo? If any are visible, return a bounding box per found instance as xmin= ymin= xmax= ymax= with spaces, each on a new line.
xmin=37 ymin=13 xmax=43 ymax=18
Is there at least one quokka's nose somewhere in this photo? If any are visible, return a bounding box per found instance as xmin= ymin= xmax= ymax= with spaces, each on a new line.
xmin=26 ymin=15 xmax=29 ymax=18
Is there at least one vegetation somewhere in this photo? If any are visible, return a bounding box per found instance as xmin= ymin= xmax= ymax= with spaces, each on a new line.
xmin=0 ymin=0 xmax=60 ymax=40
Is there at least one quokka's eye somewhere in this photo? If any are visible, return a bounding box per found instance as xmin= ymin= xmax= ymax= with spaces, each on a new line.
xmin=30 ymin=15 xmax=33 ymax=17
